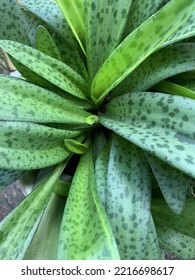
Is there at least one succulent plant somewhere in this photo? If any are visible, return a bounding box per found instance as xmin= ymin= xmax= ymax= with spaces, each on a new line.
xmin=0 ymin=0 xmax=195 ymax=259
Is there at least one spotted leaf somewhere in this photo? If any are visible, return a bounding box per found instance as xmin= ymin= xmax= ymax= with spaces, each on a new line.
xmin=112 ymin=43 xmax=195 ymax=98
xmin=85 ymin=0 xmax=132 ymax=78
xmin=0 ymin=169 xmax=26 ymax=191
xmin=58 ymin=145 xmax=120 ymax=260
xmin=104 ymin=135 xmax=152 ymax=259
xmin=0 ymin=121 xmax=79 ymax=170
xmin=146 ymin=153 xmax=187 ymax=214
xmin=0 ymin=162 xmax=65 ymax=260
xmin=152 ymin=198 xmax=195 ymax=259
xmin=0 ymin=75 xmax=93 ymax=127
xmin=91 ymin=0 xmax=194 ymax=103
xmin=0 ymin=0 xmax=30 ymax=45
xmin=0 ymin=40 xmax=88 ymax=99
xmin=99 ymin=92 xmax=195 ymax=178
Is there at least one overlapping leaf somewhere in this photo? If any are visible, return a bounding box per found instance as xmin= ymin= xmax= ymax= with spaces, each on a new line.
xmin=0 ymin=0 xmax=30 ymax=45
xmin=0 ymin=122 xmax=78 ymax=170
xmin=56 ymin=0 xmax=86 ymax=54
xmin=58 ymin=144 xmax=120 ymax=260
xmin=24 ymin=193 xmax=66 ymax=260
xmin=0 ymin=169 xmax=26 ymax=191
xmin=91 ymin=0 xmax=194 ymax=103
xmin=0 ymin=75 xmax=93 ymax=126
xmin=0 ymin=163 xmax=65 ymax=259
xmin=0 ymin=40 xmax=88 ymax=99
xmin=85 ymin=0 xmax=132 ymax=78
xmin=99 ymin=92 xmax=195 ymax=178
xmin=100 ymin=135 xmax=152 ymax=259
xmin=152 ymin=80 xmax=195 ymax=100
xmin=112 ymin=43 xmax=195 ymax=97
xmin=146 ymin=153 xmax=187 ymax=214
xmin=152 ymin=198 xmax=195 ymax=259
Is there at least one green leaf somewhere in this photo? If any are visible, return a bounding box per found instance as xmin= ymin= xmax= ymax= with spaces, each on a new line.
xmin=152 ymin=80 xmax=195 ymax=99
xmin=18 ymin=0 xmax=76 ymax=47
xmin=91 ymin=0 xmax=195 ymax=103
xmin=64 ymin=139 xmax=88 ymax=155
xmin=85 ymin=0 xmax=132 ymax=78
xmin=0 ymin=162 xmax=65 ymax=259
xmin=0 ymin=75 xmax=92 ymax=126
xmin=0 ymin=169 xmax=26 ymax=191
xmin=0 ymin=0 xmax=30 ymax=45
xmin=146 ymin=153 xmax=187 ymax=214
xmin=152 ymin=198 xmax=195 ymax=259
xmin=54 ymin=175 xmax=72 ymax=198
xmin=56 ymin=0 xmax=86 ymax=54
xmin=112 ymin=43 xmax=195 ymax=98
xmin=0 ymin=121 xmax=79 ymax=170
xmin=0 ymin=40 xmax=89 ymax=99
xmin=99 ymin=91 xmax=195 ymax=178
xmin=24 ymin=193 xmax=65 ymax=260
xmin=58 ymin=145 xmax=120 ymax=260
xmin=104 ymin=135 xmax=152 ymax=259
xmin=36 ymin=25 xmax=62 ymax=60
xmin=121 ymin=0 xmax=167 ymax=41
xmin=92 ymin=129 xmax=107 ymax=160
xmin=162 ymin=11 xmax=195 ymax=48
xmin=145 ymin=215 xmax=164 ymax=260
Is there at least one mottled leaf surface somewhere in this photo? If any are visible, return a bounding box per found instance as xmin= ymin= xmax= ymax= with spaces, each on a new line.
xmin=58 ymin=146 xmax=120 ymax=260
xmin=91 ymin=0 xmax=194 ymax=103
xmin=121 ymin=0 xmax=168 ymax=41
xmin=105 ymin=135 xmax=152 ymax=259
xmin=112 ymin=43 xmax=195 ymax=98
xmin=0 ymin=40 xmax=88 ymax=99
xmin=85 ymin=0 xmax=132 ymax=78
xmin=0 ymin=121 xmax=77 ymax=170
xmin=24 ymin=193 xmax=65 ymax=260
xmin=100 ymin=92 xmax=195 ymax=178
xmin=0 ymin=169 xmax=26 ymax=191
xmin=152 ymin=199 xmax=195 ymax=259
xmin=0 ymin=75 xmax=91 ymax=126
xmin=0 ymin=163 xmax=65 ymax=259
xmin=162 ymin=11 xmax=195 ymax=48
xmin=0 ymin=0 xmax=30 ymax=45
xmin=146 ymin=153 xmax=187 ymax=214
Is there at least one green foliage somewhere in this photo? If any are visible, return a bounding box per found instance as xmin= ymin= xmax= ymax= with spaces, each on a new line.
xmin=0 ymin=0 xmax=195 ymax=260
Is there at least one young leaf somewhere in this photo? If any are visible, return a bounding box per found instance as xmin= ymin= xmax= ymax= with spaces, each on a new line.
xmin=58 ymin=145 xmax=120 ymax=260
xmin=91 ymin=0 xmax=195 ymax=103
xmin=64 ymin=139 xmax=88 ymax=155
xmin=99 ymin=91 xmax=195 ymax=178
xmin=0 ymin=121 xmax=78 ymax=170
xmin=36 ymin=25 xmax=62 ymax=60
xmin=146 ymin=153 xmax=187 ymax=214
xmin=0 ymin=162 xmax=66 ymax=260
xmin=105 ymin=135 xmax=152 ymax=259
xmin=85 ymin=0 xmax=132 ymax=78
xmin=0 ymin=75 xmax=92 ymax=126
xmin=0 ymin=0 xmax=30 ymax=45
xmin=152 ymin=198 xmax=195 ymax=259
xmin=0 ymin=40 xmax=89 ymax=99
xmin=152 ymin=80 xmax=195 ymax=100
xmin=24 ymin=193 xmax=65 ymax=260
xmin=56 ymin=0 xmax=86 ymax=54
xmin=112 ymin=43 xmax=195 ymax=98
